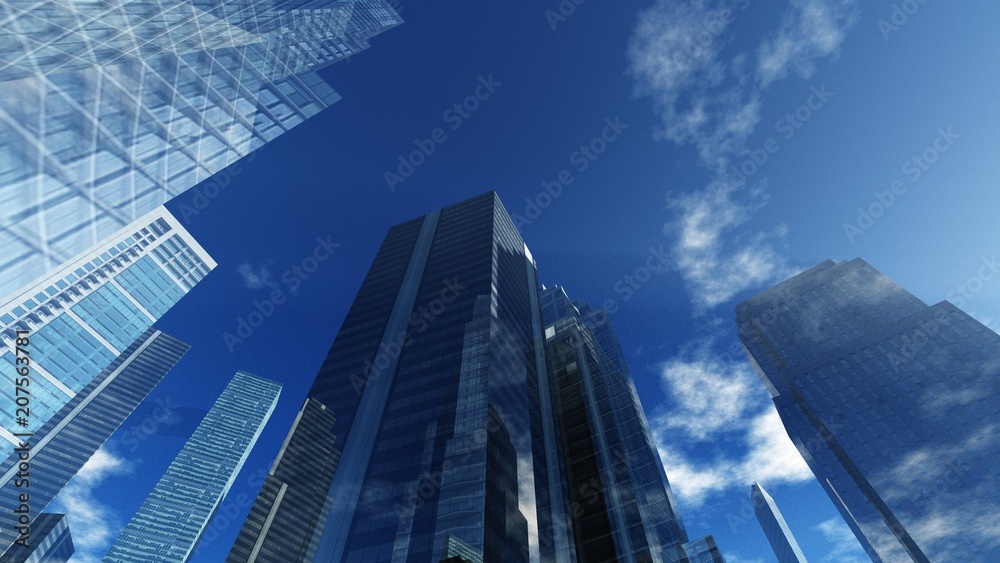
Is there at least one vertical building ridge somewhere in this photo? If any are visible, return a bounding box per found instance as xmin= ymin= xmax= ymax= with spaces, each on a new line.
xmin=750 ymin=482 xmax=807 ymax=563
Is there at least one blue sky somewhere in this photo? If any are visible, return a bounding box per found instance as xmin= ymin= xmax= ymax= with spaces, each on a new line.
xmin=49 ymin=1 xmax=1000 ymax=561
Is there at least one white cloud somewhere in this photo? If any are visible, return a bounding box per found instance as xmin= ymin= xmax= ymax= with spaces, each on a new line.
xmin=652 ymin=345 xmax=812 ymax=506
xmin=628 ymin=0 xmax=763 ymax=173
xmin=659 ymin=343 xmax=760 ymax=439
xmin=655 ymin=408 xmax=811 ymax=506
xmin=756 ymin=0 xmax=859 ymax=87
xmin=236 ymin=261 xmax=277 ymax=289
xmin=50 ymin=449 xmax=133 ymax=562
xmin=666 ymin=181 xmax=797 ymax=311
xmin=628 ymin=0 xmax=857 ymax=311
xmin=629 ymin=0 xmax=858 ymax=172
xmin=813 ymin=517 xmax=869 ymax=563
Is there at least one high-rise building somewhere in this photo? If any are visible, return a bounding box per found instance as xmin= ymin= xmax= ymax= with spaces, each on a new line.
xmin=244 ymin=192 xmax=720 ymax=563
xmin=103 ymin=371 xmax=281 ymax=563
xmin=537 ymin=285 xmax=689 ymax=562
xmin=226 ymin=398 xmax=341 ymax=563
xmin=750 ymin=482 xmax=807 ymax=563
xmin=681 ymin=536 xmax=726 ymax=563
xmin=1 ymin=513 xmax=75 ymax=563
xmin=0 ymin=329 xmax=189 ymax=555
xmin=0 ymin=206 xmax=214 ymax=460
xmin=736 ymin=258 xmax=1000 ymax=562
xmin=0 ymin=0 xmax=402 ymax=299
xmin=306 ymin=192 xmax=539 ymax=563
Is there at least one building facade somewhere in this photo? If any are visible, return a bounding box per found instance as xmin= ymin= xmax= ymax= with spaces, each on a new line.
xmin=750 ymin=482 xmax=807 ymax=563
xmin=242 ymin=192 xmax=723 ymax=563
xmin=0 ymin=329 xmax=189 ymax=555
xmin=306 ymin=192 xmax=538 ymax=563
xmin=226 ymin=398 xmax=341 ymax=563
xmin=1 ymin=513 xmax=74 ymax=563
xmin=736 ymin=258 xmax=1000 ymax=561
xmin=681 ymin=536 xmax=726 ymax=563
xmin=103 ymin=371 xmax=281 ymax=563
xmin=0 ymin=206 xmax=214 ymax=460
xmin=537 ymin=286 xmax=690 ymax=563
xmin=0 ymin=0 xmax=401 ymax=299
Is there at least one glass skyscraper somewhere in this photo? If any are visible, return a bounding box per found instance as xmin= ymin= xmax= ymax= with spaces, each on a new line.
xmin=750 ymin=482 xmax=807 ymax=563
xmin=308 ymin=192 xmax=539 ymax=563
xmin=537 ymin=285 xmax=689 ymax=563
xmin=681 ymin=536 xmax=726 ymax=563
xmin=103 ymin=370 xmax=281 ymax=563
xmin=1 ymin=512 xmax=74 ymax=563
xmin=0 ymin=206 xmax=214 ymax=460
xmin=244 ymin=192 xmax=723 ymax=563
xmin=0 ymin=0 xmax=402 ymax=299
xmin=226 ymin=398 xmax=341 ymax=563
xmin=736 ymin=258 xmax=1000 ymax=562
xmin=0 ymin=329 xmax=189 ymax=556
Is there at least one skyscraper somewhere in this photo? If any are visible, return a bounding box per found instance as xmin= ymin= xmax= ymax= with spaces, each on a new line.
xmin=736 ymin=258 xmax=1000 ymax=562
xmin=750 ymin=482 xmax=807 ymax=563
xmin=1 ymin=513 xmax=74 ymax=563
xmin=0 ymin=0 xmax=402 ymax=299
xmin=0 ymin=329 xmax=189 ymax=555
xmin=226 ymin=398 xmax=341 ymax=563
xmin=244 ymin=192 xmax=721 ymax=563
xmin=308 ymin=192 xmax=538 ymax=563
xmin=537 ymin=285 xmax=689 ymax=562
xmin=681 ymin=536 xmax=726 ymax=563
xmin=0 ymin=206 xmax=214 ymax=460
xmin=103 ymin=371 xmax=281 ymax=563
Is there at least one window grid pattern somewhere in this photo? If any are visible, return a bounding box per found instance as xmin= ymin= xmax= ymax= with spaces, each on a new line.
xmin=0 ymin=0 xmax=401 ymax=298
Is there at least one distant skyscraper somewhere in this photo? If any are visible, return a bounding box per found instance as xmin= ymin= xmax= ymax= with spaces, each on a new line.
xmin=250 ymin=192 xmax=720 ymax=563
xmin=103 ymin=371 xmax=281 ymax=563
xmin=681 ymin=536 xmax=726 ymax=563
xmin=0 ymin=329 xmax=189 ymax=555
xmin=0 ymin=0 xmax=402 ymax=298
xmin=0 ymin=206 xmax=214 ymax=460
xmin=537 ymin=285 xmax=690 ymax=562
xmin=1 ymin=513 xmax=74 ymax=563
xmin=750 ymin=482 xmax=807 ymax=563
xmin=226 ymin=398 xmax=341 ymax=563
xmin=736 ymin=258 xmax=1000 ymax=562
